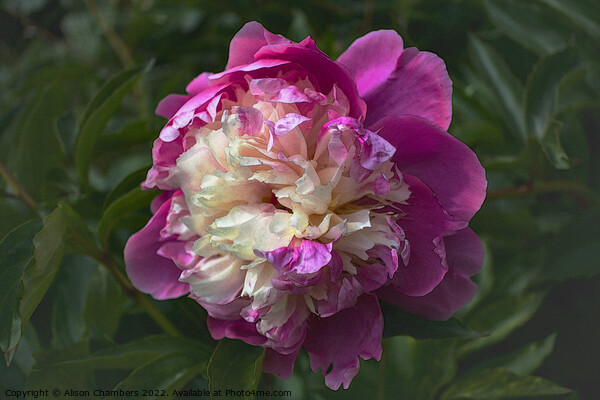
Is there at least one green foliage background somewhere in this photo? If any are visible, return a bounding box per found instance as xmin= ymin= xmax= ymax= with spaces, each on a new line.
xmin=1 ymin=0 xmax=599 ymax=399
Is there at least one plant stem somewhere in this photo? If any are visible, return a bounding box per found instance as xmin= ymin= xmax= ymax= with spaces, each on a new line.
xmin=83 ymin=0 xmax=135 ymax=69
xmin=83 ymin=0 xmax=149 ymax=115
xmin=0 ymin=161 xmax=40 ymax=217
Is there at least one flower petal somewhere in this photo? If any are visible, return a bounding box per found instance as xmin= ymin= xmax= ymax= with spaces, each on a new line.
xmin=255 ymin=42 xmax=367 ymax=120
xmin=206 ymin=317 xmax=267 ymax=346
xmin=384 ymin=173 xmax=467 ymax=296
xmin=377 ymin=228 xmax=483 ymax=320
xmin=304 ymin=294 xmax=383 ymax=390
xmin=338 ymin=30 xmax=452 ymax=130
xmin=263 ymin=348 xmax=300 ymax=380
xmin=373 ymin=115 xmax=487 ymax=222
xmin=226 ymin=21 xmax=293 ymax=69
xmin=124 ymin=195 xmax=189 ymax=300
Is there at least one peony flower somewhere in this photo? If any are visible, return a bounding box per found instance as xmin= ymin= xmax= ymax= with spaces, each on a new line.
xmin=125 ymin=22 xmax=486 ymax=390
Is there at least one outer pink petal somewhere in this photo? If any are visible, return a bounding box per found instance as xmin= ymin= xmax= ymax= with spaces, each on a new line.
xmin=124 ymin=195 xmax=189 ymax=300
xmin=226 ymin=21 xmax=292 ymax=69
xmin=304 ymin=294 xmax=383 ymax=390
xmin=373 ymin=115 xmax=487 ymax=222
xmin=377 ymin=228 xmax=484 ymax=320
xmin=206 ymin=317 xmax=267 ymax=346
xmin=156 ymin=73 xmax=214 ymax=120
xmin=263 ymin=348 xmax=300 ymax=380
xmin=338 ymin=31 xmax=452 ymax=130
xmin=386 ymin=173 xmax=466 ymax=296
xmin=156 ymin=94 xmax=191 ymax=119
xmin=337 ymin=30 xmax=404 ymax=103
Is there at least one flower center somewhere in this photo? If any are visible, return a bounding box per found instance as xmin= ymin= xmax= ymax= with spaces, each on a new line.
xmin=167 ymin=77 xmax=411 ymax=325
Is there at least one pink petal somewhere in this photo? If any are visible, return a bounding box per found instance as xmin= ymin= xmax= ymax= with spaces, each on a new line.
xmin=185 ymin=72 xmax=213 ymax=95
xmin=156 ymin=94 xmax=191 ymax=120
xmin=255 ymin=42 xmax=367 ymax=120
xmin=124 ymin=194 xmax=189 ymax=300
xmin=274 ymin=113 xmax=311 ymax=136
xmin=338 ymin=31 xmax=452 ymax=130
xmin=377 ymin=228 xmax=483 ymax=320
xmin=263 ymin=348 xmax=300 ymax=380
xmin=373 ymin=115 xmax=487 ymax=222
xmin=384 ymin=173 xmax=466 ymax=296
xmin=206 ymin=317 xmax=267 ymax=346
xmin=226 ymin=21 xmax=293 ymax=69
xmin=236 ymin=106 xmax=264 ymax=136
xmin=304 ymin=294 xmax=383 ymax=390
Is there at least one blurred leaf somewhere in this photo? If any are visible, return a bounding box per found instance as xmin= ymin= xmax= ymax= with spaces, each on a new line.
xmin=0 ymin=220 xmax=41 ymax=365
xmin=468 ymin=35 xmax=526 ymax=140
xmin=50 ymin=256 xmax=97 ymax=349
xmin=47 ymin=335 xmax=211 ymax=370
xmin=524 ymin=47 xmax=579 ymax=168
xmin=557 ymin=67 xmax=600 ymax=113
xmin=385 ymin=337 xmax=457 ymax=400
xmin=0 ymin=198 xmax=35 ymax=240
xmin=97 ymin=186 xmax=157 ymax=247
xmin=440 ymin=368 xmax=571 ymax=400
xmin=538 ymin=212 xmax=600 ymax=281
xmin=19 ymin=204 xmax=93 ymax=326
xmin=483 ymin=0 xmax=569 ymax=56
xmin=111 ymin=352 xmax=206 ymax=399
xmin=13 ymin=82 xmax=66 ymax=199
xmin=382 ymin=303 xmax=484 ymax=339
xmin=95 ymin=119 xmax=156 ymax=155
xmin=2 ymin=0 xmax=49 ymax=14
xmin=539 ymin=0 xmax=600 ymax=40
xmin=54 ymin=112 xmax=78 ymax=161
xmin=75 ymin=64 xmax=150 ymax=188
xmin=207 ymin=339 xmax=264 ymax=400
xmin=26 ymin=341 xmax=93 ymax=393
xmin=539 ymin=123 xmax=569 ymax=169
xmin=466 ymin=334 xmax=556 ymax=377
xmin=102 ymin=166 xmax=150 ymax=210
xmin=84 ymin=264 xmax=128 ymax=339
xmin=459 ymin=293 xmax=545 ymax=355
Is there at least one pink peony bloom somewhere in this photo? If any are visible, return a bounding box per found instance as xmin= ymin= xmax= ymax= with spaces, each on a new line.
xmin=124 ymin=22 xmax=486 ymax=390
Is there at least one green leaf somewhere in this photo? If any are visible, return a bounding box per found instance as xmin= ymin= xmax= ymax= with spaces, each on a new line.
xmin=111 ymin=352 xmax=206 ymax=400
xmin=47 ymin=335 xmax=211 ymax=370
xmin=207 ymin=339 xmax=264 ymax=400
xmin=95 ymin=119 xmax=156 ymax=155
xmin=524 ymin=47 xmax=579 ymax=168
xmin=465 ymin=334 xmax=557 ymax=378
xmin=75 ymin=63 xmax=150 ymax=188
xmin=13 ymin=82 xmax=66 ymax=199
xmin=538 ymin=212 xmax=600 ymax=281
xmin=19 ymin=204 xmax=92 ymax=326
xmin=0 ymin=220 xmax=42 ymax=365
xmin=97 ymin=186 xmax=157 ymax=247
xmin=459 ymin=293 xmax=545 ymax=356
xmin=51 ymin=256 xmax=97 ymax=348
xmin=468 ymin=35 xmax=526 ymax=140
xmin=84 ymin=265 xmax=128 ymax=339
xmin=54 ymin=112 xmax=78 ymax=160
xmin=381 ymin=303 xmax=484 ymax=339
xmin=539 ymin=0 xmax=600 ymax=40
xmin=483 ymin=0 xmax=569 ymax=56
xmin=385 ymin=337 xmax=457 ymax=400
xmin=26 ymin=341 xmax=93 ymax=393
xmin=102 ymin=166 xmax=151 ymax=210
xmin=440 ymin=368 xmax=571 ymax=400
